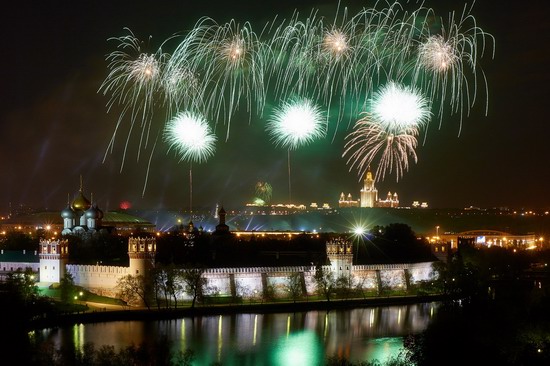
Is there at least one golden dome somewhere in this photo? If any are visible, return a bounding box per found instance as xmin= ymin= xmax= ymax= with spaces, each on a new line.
xmin=71 ymin=190 xmax=91 ymax=212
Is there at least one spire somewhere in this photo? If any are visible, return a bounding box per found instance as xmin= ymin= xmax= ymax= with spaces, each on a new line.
xmin=79 ymin=174 xmax=83 ymax=192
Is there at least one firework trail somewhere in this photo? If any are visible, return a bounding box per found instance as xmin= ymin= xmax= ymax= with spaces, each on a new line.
xmin=411 ymin=3 xmax=495 ymax=133
xmin=343 ymin=116 xmax=419 ymax=182
xmin=164 ymin=110 xmax=217 ymax=212
xmin=267 ymin=97 xmax=326 ymax=202
xmin=169 ymin=18 xmax=269 ymax=140
xmin=255 ymin=181 xmax=273 ymax=203
xmin=343 ymin=81 xmax=431 ymax=182
xmin=99 ymin=1 xmax=493 ymax=189
xmin=99 ymin=29 xmax=169 ymax=171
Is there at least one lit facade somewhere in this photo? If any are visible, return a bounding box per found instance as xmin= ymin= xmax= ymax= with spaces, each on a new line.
xmin=339 ymin=168 xmax=399 ymax=208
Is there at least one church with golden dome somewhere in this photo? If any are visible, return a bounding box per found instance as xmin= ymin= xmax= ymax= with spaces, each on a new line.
xmin=61 ymin=177 xmax=104 ymax=236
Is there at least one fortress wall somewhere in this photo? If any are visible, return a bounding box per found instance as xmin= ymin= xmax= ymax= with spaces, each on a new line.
xmin=234 ymin=273 xmax=263 ymax=298
xmin=407 ymin=262 xmax=434 ymax=283
xmin=67 ymin=264 xmax=129 ymax=296
xmin=351 ymin=269 xmax=378 ymax=289
xmin=380 ymin=269 xmax=407 ymax=288
xmin=60 ymin=261 xmax=436 ymax=300
xmin=204 ymin=274 xmax=232 ymax=296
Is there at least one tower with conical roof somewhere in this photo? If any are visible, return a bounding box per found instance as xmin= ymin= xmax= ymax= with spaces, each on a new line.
xmin=214 ymin=206 xmax=230 ymax=235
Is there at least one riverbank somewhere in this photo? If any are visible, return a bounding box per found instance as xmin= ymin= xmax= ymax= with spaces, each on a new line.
xmin=29 ymin=293 xmax=446 ymax=330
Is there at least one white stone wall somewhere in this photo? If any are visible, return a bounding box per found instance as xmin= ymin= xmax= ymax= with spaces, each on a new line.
xmin=66 ymin=264 xmax=130 ymax=296
xmin=408 ymin=262 xmax=434 ymax=283
xmin=351 ymin=269 xmax=378 ymax=290
xmin=204 ymin=274 xmax=232 ymax=296
xmin=380 ymin=269 xmax=406 ymax=288
xmin=51 ymin=261 xmax=434 ymax=300
xmin=235 ymin=274 xmax=263 ymax=298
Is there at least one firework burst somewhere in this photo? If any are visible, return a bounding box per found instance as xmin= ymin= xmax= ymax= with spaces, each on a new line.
xmin=412 ymin=5 xmax=495 ymax=131
xmin=343 ymin=116 xmax=418 ymax=182
xmin=371 ymin=81 xmax=432 ymax=133
xmin=267 ymin=98 xmax=326 ymax=150
xmin=418 ymin=35 xmax=458 ymax=73
xmin=100 ymin=1 xmax=493 ymax=193
xmin=255 ymin=181 xmax=273 ymax=203
xmin=164 ymin=111 xmax=217 ymax=164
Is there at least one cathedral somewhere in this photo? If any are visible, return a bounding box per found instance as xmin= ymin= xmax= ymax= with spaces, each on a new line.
xmin=61 ymin=178 xmax=104 ymax=236
xmin=339 ymin=167 xmax=399 ymax=208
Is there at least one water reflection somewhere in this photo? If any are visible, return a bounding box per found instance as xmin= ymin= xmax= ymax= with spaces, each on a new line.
xmin=38 ymin=302 xmax=437 ymax=365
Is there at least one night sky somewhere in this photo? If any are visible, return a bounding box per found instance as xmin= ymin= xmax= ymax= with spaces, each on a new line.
xmin=1 ymin=0 xmax=548 ymax=213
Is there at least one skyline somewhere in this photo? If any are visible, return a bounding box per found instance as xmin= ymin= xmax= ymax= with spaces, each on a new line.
xmin=1 ymin=0 xmax=549 ymax=212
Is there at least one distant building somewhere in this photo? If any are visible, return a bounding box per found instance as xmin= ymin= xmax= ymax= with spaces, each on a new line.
xmin=339 ymin=167 xmax=399 ymax=208
xmin=0 ymin=179 xmax=155 ymax=237
xmin=360 ymin=168 xmax=378 ymax=208
xmin=412 ymin=201 xmax=429 ymax=208
xmin=377 ymin=191 xmax=399 ymax=208
xmin=338 ymin=193 xmax=360 ymax=208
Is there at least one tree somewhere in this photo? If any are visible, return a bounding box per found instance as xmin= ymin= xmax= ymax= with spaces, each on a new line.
xmin=314 ymin=264 xmax=334 ymax=302
xmin=59 ymin=272 xmax=77 ymax=304
xmin=150 ymin=267 xmax=166 ymax=309
xmin=335 ymin=274 xmax=354 ymax=299
xmin=165 ymin=265 xmax=185 ymax=309
xmin=150 ymin=264 xmax=185 ymax=309
xmin=181 ymin=266 xmax=207 ymax=308
xmin=116 ymin=274 xmax=152 ymax=310
xmin=285 ymin=273 xmax=303 ymax=303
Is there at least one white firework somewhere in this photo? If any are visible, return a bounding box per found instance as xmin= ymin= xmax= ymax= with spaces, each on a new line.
xmin=371 ymin=81 xmax=432 ymax=132
xmin=418 ymin=35 xmax=458 ymax=73
xmin=267 ymin=98 xmax=326 ymax=150
xmin=164 ymin=111 xmax=217 ymax=164
xmin=343 ymin=115 xmax=418 ymax=182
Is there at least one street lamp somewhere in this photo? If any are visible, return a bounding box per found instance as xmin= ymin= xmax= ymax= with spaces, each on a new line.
xmin=436 ymin=226 xmax=440 ymax=237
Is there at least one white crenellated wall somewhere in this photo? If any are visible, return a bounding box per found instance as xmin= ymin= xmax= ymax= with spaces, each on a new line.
xmin=63 ymin=261 xmax=435 ymax=299
xmin=35 ymin=237 xmax=436 ymax=300
xmin=66 ymin=264 xmax=130 ymax=297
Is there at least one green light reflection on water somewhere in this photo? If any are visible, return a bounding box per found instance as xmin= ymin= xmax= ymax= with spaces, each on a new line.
xmin=270 ymin=330 xmax=323 ymax=366
xmin=364 ymin=337 xmax=404 ymax=364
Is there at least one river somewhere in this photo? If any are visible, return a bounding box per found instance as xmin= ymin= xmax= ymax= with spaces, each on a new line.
xmin=32 ymin=302 xmax=438 ymax=365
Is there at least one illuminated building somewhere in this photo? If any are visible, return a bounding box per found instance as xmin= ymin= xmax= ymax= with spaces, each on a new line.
xmin=360 ymin=168 xmax=378 ymax=208
xmin=60 ymin=178 xmax=104 ymax=236
xmin=0 ymin=179 xmax=155 ymax=236
xmin=339 ymin=167 xmax=399 ymax=208
xmin=338 ymin=193 xmax=359 ymax=208
xmin=377 ymin=191 xmax=399 ymax=208
xmin=435 ymin=230 xmax=538 ymax=250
